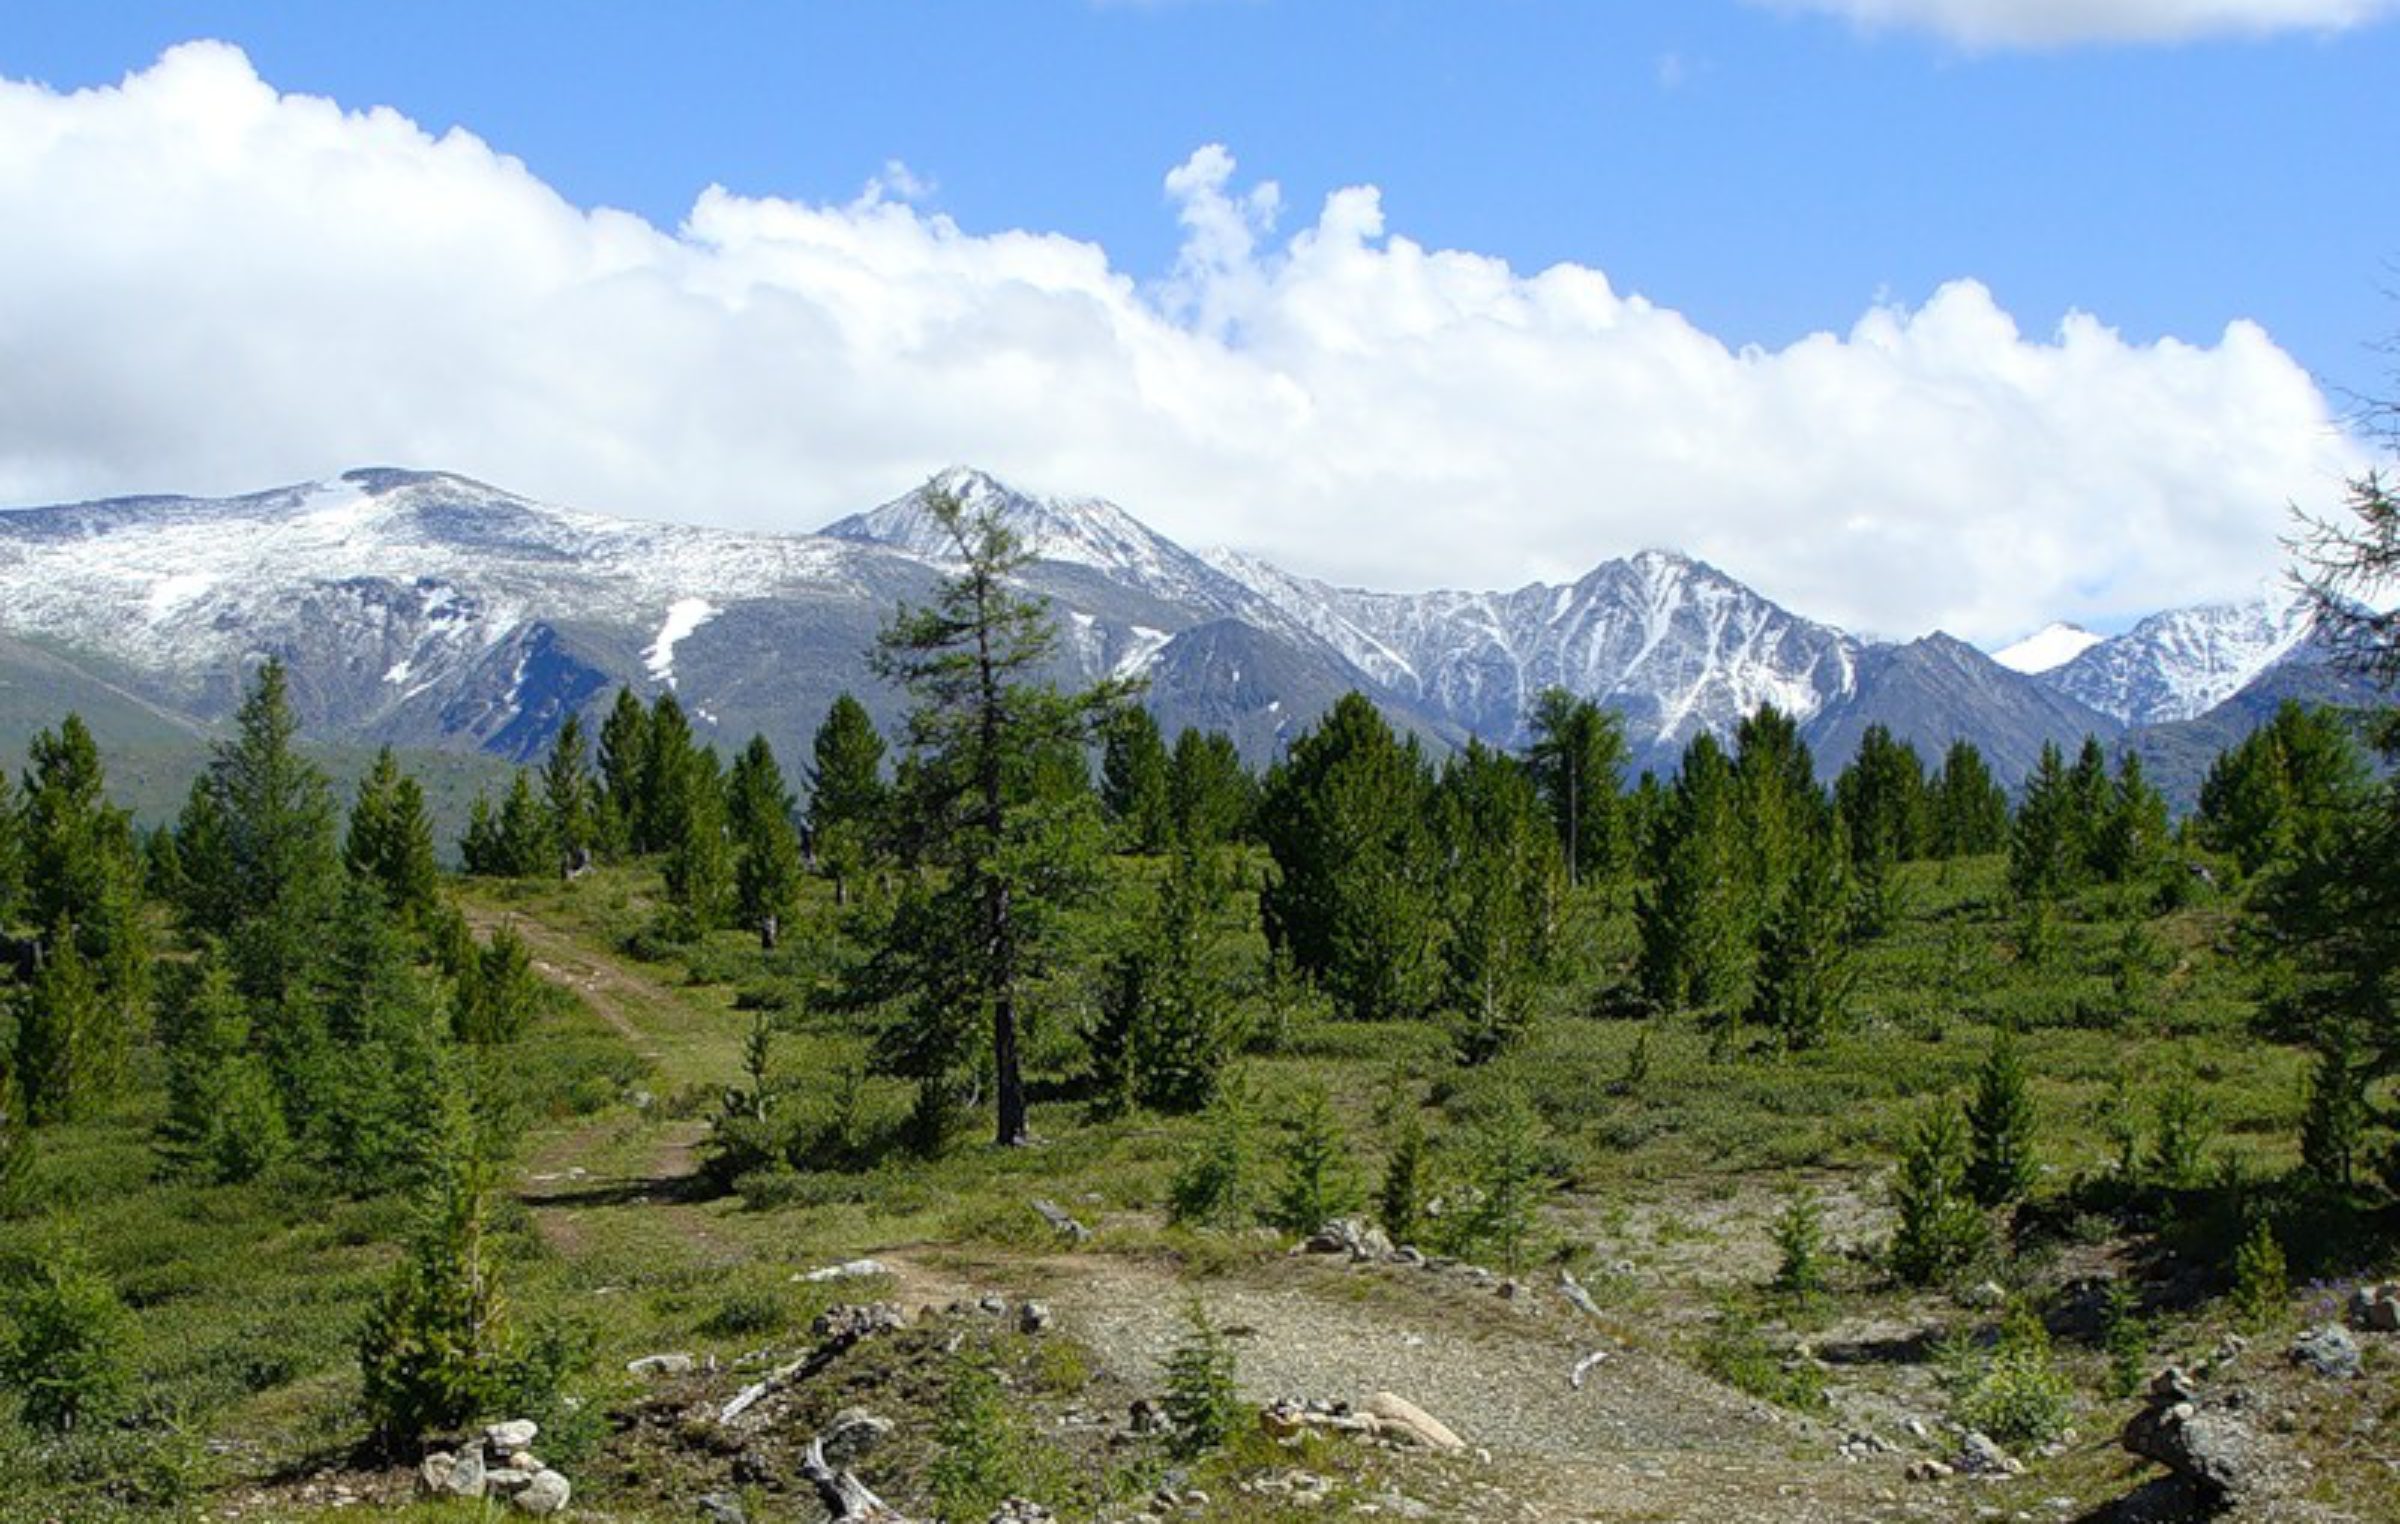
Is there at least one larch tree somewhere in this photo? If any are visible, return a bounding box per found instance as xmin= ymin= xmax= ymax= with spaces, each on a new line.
xmin=869 ymin=481 xmax=1127 ymax=1147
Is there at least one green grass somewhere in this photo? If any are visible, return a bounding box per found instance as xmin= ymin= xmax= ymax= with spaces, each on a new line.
xmin=0 ymin=841 xmax=2379 ymax=1520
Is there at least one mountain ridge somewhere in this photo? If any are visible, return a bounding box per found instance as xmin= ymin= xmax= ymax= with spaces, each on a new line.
xmin=0 ymin=466 xmax=2350 ymax=795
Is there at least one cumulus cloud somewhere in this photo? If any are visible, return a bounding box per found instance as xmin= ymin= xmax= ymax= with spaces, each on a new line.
xmin=0 ymin=43 xmax=2364 ymax=642
xmin=1748 ymin=0 xmax=2398 ymax=48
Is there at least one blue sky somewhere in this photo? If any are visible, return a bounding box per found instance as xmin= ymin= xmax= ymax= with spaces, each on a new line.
xmin=2 ymin=1 xmax=2395 ymax=640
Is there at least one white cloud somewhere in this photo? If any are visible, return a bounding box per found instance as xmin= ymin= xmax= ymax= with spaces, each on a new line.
xmin=1749 ymin=0 xmax=2397 ymax=48
xmin=0 ymin=43 xmax=2366 ymax=642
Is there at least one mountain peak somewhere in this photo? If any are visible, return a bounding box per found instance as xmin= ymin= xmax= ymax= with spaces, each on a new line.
xmin=1991 ymin=622 xmax=2103 ymax=675
xmin=824 ymin=469 xmax=1173 ymax=578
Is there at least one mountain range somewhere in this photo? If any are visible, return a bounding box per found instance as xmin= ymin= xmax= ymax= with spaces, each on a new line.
xmin=0 ymin=466 xmax=2376 ymax=804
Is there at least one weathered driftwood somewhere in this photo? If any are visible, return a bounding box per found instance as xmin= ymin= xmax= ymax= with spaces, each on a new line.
xmin=799 ymin=1435 xmax=916 ymax=1523
xmin=717 ymin=1303 xmax=906 ymax=1426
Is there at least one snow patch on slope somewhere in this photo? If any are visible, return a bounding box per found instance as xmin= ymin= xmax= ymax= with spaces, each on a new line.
xmin=644 ymin=598 xmax=720 ymax=687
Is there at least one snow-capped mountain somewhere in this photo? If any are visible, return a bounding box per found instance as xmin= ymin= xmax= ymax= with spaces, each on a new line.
xmin=822 ymin=467 xmax=1262 ymax=619
xmin=0 ymin=463 xmax=2337 ymax=794
xmin=2043 ymin=594 xmax=2317 ymax=726
xmin=1991 ymin=623 xmax=2104 ymax=676
xmin=1200 ymin=547 xmax=1865 ymax=761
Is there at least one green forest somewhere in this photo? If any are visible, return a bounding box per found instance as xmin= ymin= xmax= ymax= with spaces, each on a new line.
xmin=0 ymin=481 xmax=2397 ymax=1522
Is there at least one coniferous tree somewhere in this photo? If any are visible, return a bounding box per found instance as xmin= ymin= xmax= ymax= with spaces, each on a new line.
xmin=540 ymin=712 xmax=597 ymax=876
xmin=1447 ymin=1088 xmax=1549 ymax=1274
xmin=1088 ymin=839 xmax=1235 ymax=1115
xmin=1378 ymin=1109 xmax=1429 ymax=1246
xmin=1257 ymin=693 xmax=1443 ymax=1023
xmin=1834 ymin=724 xmax=1928 ymax=866
xmin=2300 ymin=1017 xmax=2368 ymax=1196
xmin=867 ymin=481 xmax=1126 ymax=1147
xmin=1100 ymin=706 xmax=1173 ymax=854
xmin=1272 ymin=1083 xmax=1363 ymax=1235
xmin=344 ymin=748 xmax=441 ymax=925
xmin=728 ymin=735 xmax=804 ymax=950
xmin=1524 ymin=686 xmax=1627 ymax=890
xmin=594 ymin=686 xmax=650 ymax=859
xmin=1733 ymin=703 xmax=1829 ymax=908
xmin=1889 ymin=1102 xmax=1986 ymax=1286
xmin=158 ymin=955 xmax=289 ymax=1183
xmin=1746 ymin=836 xmax=1854 ymax=1052
xmin=639 ymin=693 xmax=704 ymax=858
xmin=2095 ymin=750 xmax=2170 ymax=886
xmin=2063 ymin=735 xmax=2113 ymax=878
xmin=1166 ymin=727 xmax=1255 ymax=847
xmin=1928 ymin=739 xmax=2010 ymax=858
xmin=1637 ymin=732 xmax=1750 ymax=1010
xmin=2196 ymin=701 xmax=2369 ymax=877
xmin=15 ymin=919 xmax=110 ymax=1124
xmin=2008 ymin=741 xmax=2079 ymax=904
xmin=459 ymin=792 xmax=503 ymax=876
xmin=358 ymin=1094 xmax=514 ymax=1442
xmin=176 ymin=661 xmax=343 ymax=1006
xmin=1436 ymin=741 xmax=1560 ymax=1063
xmin=20 ymin=715 xmax=149 ymax=1042
xmin=1965 ymin=1029 xmax=2038 ymax=1209
xmin=493 ymin=771 xmax=556 ymax=880
xmin=661 ymin=751 xmax=733 ymax=937
xmin=806 ymin=692 xmax=889 ymax=906
xmin=318 ymin=884 xmax=451 ymax=1189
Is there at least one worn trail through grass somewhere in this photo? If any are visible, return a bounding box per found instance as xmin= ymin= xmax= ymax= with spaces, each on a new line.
xmin=476 ymin=896 xmax=1951 ymax=1521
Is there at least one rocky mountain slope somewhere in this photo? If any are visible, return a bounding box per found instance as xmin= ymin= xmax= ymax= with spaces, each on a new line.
xmin=0 ymin=465 xmax=2357 ymax=792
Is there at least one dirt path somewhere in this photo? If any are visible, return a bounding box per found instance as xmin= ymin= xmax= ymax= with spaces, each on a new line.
xmin=466 ymin=903 xmax=731 ymax=1257
xmin=463 ymin=903 xmax=668 ymax=1063
xmin=875 ymin=1245 xmax=1937 ymax=1523
xmin=470 ymin=902 xmax=1942 ymax=1521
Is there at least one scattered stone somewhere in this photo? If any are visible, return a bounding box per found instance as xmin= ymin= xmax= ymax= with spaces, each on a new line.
xmin=512 ymin=1469 xmax=570 ymax=1516
xmin=696 ymin=1493 xmax=747 ymax=1524
xmin=1363 ymin=1392 xmax=1464 ymax=1452
xmin=1031 ymin=1198 xmax=1092 ymax=1243
xmin=2349 ymin=1281 xmax=2400 ymax=1332
xmin=444 ymin=1446 xmax=487 ymax=1499
xmin=1301 ymin=1217 xmax=1393 ymax=1261
xmin=1959 ymin=1280 xmax=2008 ymax=1311
xmin=796 ymin=1258 xmax=892 ymax=1284
xmin=485 ymin=1466 xmax=534 ymax=1495
xmin=1954 ymin=1432 xmax=2018 ymax=1477
xmin=416 ymin=1451 xmax=457 ymax=1496
xmin=987 ymin=1501 xmax=1056 ymax=1524
xmin=1130 ymin=1398 xmax=1171 ymax=1435
xmin=1906 ymin=1459 xmax=1956 ymax=1483
xmin=627 ymin=1352 xmax=696 ymax=1377
xmin=1017 ymin=1300 xmax=1054 ymax=1335
xmin=821 ymin=1407 xmax=895 ymax=1468
xmin=2290 ymin=1324 xmax=2361 ymax=1380
xmin=1391 ymin=1245 xmax=1425 ymax=1266
xmin=2123 ymin=1366 xmax=2262 ymax=1501
xmin=486 ymin=1419 xmax=540 ymax=1456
